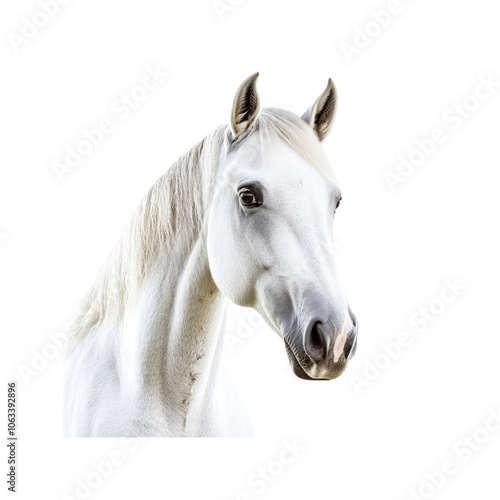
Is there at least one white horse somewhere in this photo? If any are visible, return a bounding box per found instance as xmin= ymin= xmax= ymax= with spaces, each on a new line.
xmin=63 ymin=73 xmax=358 ymax=437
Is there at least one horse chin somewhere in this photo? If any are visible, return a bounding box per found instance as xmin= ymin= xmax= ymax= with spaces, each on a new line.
xmin=284 ymin=338 xmax=348 ymax=381
xmin=292 ymin=360 xmax=323 ymax=380
xmin=284 ymin=339 xmax=324 ymax=380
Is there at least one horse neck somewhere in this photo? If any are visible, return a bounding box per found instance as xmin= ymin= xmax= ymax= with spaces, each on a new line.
xmin=118 ymin=190 xmax=227 ymax=434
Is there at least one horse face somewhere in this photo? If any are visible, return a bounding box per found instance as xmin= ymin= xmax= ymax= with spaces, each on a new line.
xmin=206 ymin=74 xmax=357 ymax=380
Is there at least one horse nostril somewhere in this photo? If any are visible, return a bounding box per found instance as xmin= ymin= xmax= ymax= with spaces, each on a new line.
xmin=305 ymin=321 xmax=327 ymax=361
xmin=310 ymin=322 xmax=323 ymax=349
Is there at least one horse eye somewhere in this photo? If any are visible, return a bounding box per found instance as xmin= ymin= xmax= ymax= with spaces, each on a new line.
xmin=239 ymin=189 xmax=259 ymax=207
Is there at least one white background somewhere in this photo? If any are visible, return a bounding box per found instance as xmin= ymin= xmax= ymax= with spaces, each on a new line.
xmin=1 ymin=0 xmax=499 ymax=499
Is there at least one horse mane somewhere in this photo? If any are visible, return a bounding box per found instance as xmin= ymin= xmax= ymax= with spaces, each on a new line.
xmin=254 ymin=108 xmax=332 ymax=179
xmin=65 ymin=108 xmax=331 ymax=351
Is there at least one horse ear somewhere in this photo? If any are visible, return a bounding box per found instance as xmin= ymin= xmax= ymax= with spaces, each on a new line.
xmin=301 ymin=78 xmax=337 ymax=141
xmin=230 ymin=72 xmax=260 ymax=140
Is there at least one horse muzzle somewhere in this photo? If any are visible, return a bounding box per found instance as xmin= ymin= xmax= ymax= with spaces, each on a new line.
xmin=284 ymin=312 xmax=358 ymax=380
